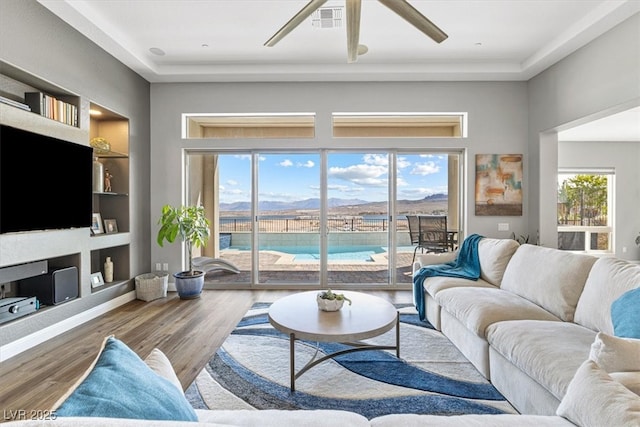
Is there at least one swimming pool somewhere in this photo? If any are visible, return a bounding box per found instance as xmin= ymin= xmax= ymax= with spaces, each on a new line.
xmin=230 ymin=245 xmax=387 ymax=262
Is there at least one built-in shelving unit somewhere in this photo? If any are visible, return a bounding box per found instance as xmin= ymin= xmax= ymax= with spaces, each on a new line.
xmin=0 ymin=60 xmax=133 ymax=330
xmin=89 ymin=102 xmax=131 ymax=292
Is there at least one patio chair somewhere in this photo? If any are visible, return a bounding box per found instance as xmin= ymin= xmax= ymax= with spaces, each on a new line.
xmin=408 ymin=215 xmax=450 ymax=263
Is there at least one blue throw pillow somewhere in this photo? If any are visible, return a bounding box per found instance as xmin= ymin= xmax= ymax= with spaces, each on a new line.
xmin=55 ymin=336 xmax=197 ymax=421
xmin=611 ymin=287 xmax=640 ymax=339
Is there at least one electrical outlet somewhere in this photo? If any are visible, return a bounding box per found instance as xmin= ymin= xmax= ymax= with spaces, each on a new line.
xmin=162 ymin=263 xmax=169 ymax=271
xmin=155 ymin=263 xmax=161 ymax=271
xmin=498 ymin=223 xmax=510 ymax=231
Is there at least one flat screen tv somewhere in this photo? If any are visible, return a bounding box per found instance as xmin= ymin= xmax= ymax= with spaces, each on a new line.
xmin=0 ymin=124 xmax=93 ymax=234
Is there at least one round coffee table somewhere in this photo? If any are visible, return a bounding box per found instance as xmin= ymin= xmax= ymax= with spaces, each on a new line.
xmin=268 ymin=291 xmax=399 ymax=391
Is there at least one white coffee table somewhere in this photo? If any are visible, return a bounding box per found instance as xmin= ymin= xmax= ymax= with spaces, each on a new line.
xmin=268 ymin=291 xmax=399 ymax=391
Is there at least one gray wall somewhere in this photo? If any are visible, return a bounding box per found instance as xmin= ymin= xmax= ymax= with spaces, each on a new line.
xmin=150 ymin=81 xmax=529 ymax=274
xmin=528 ymin=13 xmax=640 ymax=249
xmin=0 ymin=0 xmax=151 ymax=341
xmin=558 ymin=141 xmax=640 ymax=260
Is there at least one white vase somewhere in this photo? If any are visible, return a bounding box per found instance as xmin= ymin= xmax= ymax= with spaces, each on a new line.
xmin=93 ymin=157 xmax=104 ymax=193
xmin=104 ymin=257 xmax=113 ymax=283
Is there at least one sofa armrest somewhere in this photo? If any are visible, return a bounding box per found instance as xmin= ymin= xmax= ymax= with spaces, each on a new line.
xmin=413 ymin=251 xmax=458 ymax=274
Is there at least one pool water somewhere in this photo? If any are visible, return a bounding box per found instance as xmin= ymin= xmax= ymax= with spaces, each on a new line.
xmin=231 ymin=245 xmax=387 ymax=262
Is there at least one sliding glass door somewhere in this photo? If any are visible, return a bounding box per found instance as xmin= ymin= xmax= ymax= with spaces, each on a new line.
xmin=187 ymin=149 xmax=460 ymax=288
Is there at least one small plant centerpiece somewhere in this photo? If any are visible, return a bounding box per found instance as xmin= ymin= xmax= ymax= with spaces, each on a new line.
xmin=156 ymin=204 xmax=210 ymax=299
xmin=317 ymin=289 xmax=352 ymax=311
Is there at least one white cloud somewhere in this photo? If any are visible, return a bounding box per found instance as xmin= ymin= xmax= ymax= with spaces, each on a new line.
xmin=227 ymin=179 xmax=238 ymax=186
xmin=279 ymin=159 xmax=293 ymax=167
xmin=363 ymin=153 xmax=388 ymax=166
xmin=329 ymin=163 xmax=388 ymax=187
xmin=298 ymin=160 xmax=315 ymax=168
xmin=397 ymin=157 xmax=411 ymax=169
xmin=410 ymin=161 xmax=440 ymax=176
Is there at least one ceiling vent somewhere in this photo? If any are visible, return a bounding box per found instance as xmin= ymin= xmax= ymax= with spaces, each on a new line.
xmin=311 ymin=7 xmax=343 ymax=29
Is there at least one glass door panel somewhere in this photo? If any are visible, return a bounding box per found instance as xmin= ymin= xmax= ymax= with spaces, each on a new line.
xmin=327 ymin=152 xmax=389 ymax=285
xmin=187 ymin=153 xmax=252 ymax=285
xmin=257 ymin=153 xmax=321 ymax=285
xmin=395 ymin=153 xmax=456 ymax=285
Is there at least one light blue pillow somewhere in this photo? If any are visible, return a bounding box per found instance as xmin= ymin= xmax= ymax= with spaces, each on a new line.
xmin=611 ymin=287 xmax=640 ymax=339
xmin=55 ymin=336 xmax=197 ymax=421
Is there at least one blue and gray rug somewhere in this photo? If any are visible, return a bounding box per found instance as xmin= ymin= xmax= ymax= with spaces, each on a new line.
xmin=186 ymin=302 xmax=516 ymax=419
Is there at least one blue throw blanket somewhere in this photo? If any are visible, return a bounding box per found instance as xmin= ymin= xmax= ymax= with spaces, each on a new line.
xmin=413 ymin=233 xmax=484 ymax=321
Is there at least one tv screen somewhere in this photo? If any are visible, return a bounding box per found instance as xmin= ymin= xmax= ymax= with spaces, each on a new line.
xmin=0 ymin=124 xmax=93 ymax=234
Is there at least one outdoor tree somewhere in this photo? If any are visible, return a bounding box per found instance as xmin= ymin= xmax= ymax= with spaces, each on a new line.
xmin=558 ymin=175 xmax=608 ymax=226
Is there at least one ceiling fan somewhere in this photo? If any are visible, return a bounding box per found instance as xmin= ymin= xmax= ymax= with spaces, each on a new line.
xmin=264 ymin=0 xmax=448 ymax=63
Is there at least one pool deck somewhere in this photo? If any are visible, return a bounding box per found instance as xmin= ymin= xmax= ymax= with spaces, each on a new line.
xmin=203 ymin=249 xmax=417 ymax=286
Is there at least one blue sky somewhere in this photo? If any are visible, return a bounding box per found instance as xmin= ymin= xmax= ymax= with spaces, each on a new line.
xmin=218 ymin=152 xmax=448 ymax=204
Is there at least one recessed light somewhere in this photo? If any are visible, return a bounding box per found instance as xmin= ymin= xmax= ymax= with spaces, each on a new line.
xmin=475 ymin=42 xmax=483 ymax=46
xmin=149 ymin=47 xmax=165 ymax=56
xmin=202 ymin=43 xmax=209 ymax=48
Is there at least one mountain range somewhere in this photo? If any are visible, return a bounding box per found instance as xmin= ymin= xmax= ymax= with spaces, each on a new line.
xmin=220 ymin=193 xmax=447 ymax=212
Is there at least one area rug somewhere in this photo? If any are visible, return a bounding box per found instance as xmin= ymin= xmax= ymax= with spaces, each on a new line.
xmin=185 ymin=302 xmax=516 ymax=419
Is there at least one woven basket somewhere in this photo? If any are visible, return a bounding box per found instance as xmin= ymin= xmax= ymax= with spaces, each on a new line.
xmin=135 ymin=273 xmax=168 ymax=302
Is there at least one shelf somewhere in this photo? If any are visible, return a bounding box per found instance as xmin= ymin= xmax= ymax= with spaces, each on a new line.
xmin=93 ymin=191 xmax=128 ymax=196
xmin=96 ymin=150 xmax=128 ymax=159
xmin=1 ymin=61 xmax=80 ymax=129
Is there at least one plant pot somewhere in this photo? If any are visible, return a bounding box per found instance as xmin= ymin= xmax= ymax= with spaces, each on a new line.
xmin=173 ymin=270 xmax=205 ymax=299
xmin=316 ymin=295 xmax=344 ymax=311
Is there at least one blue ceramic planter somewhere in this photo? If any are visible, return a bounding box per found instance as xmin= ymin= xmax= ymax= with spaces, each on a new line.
xmin=173 ymin=271 xmax=205 ymax=299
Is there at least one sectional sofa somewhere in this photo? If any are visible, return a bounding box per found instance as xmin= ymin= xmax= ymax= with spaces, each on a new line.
xmin=6 ymin=239 xmax=640 ymax=426
xmin=412 ymin=238 xmax=640 ymax=418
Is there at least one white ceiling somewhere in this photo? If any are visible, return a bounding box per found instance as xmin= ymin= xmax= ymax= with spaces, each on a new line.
xmin=37 ymin=0 xmax=640 ymax=141
xmin=38 ymin=0 xmax=640 ymax=83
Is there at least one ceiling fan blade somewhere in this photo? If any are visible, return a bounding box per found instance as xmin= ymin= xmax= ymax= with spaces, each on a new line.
xmin=346 ymin=0 xmax=362 ymax=63
xmin=377 ymin=0 xmax=448 ymax=43
xmin=264 ymin=0 xmax=329 ymax=47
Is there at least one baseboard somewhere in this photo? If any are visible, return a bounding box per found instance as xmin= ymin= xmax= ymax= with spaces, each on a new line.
xmin=0 ymin=291 xmax=136 ymax=362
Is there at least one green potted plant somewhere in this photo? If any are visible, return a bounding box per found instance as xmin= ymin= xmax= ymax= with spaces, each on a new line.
xmin=156 ymin=204 xmax=211 ymax=299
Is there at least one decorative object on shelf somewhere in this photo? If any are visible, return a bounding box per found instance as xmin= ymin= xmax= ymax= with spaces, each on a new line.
xmin=104 ymin=169 xmax=113 ymax=192
xmin=90 ymin=137 xmax=111 ymax=154
xmin=104 ymin=219 xmax=118 ymax=234
xmin=104 ymin=257 xmax=114 ymax=283
xmin=93 ymin=157 xmax=104 ymax=193
xmin=91 ymin=213 xmax=104 ymax=234
xmin=156 ymin=204 xmax=211 ymax=300
xmin=90 ymin=272 xmax=105 ymax=288
xmin=317 ymin=289 xmax=352 ymax=311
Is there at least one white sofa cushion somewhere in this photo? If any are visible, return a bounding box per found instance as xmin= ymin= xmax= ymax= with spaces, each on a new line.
xmin=143 ymin=348 xmax=184 ymax=393
xmin=500 ymin=244 xmax=596 ymax=322
xmin=486 ymin=320 xmax=596 ymax=400
xmin=556 ymin=360 xmax=640 ymax=426
xmin=371 ymin=414 xmax=575 ymax=427
xmin=574 ymin=257 xmax=640 ymax=334
xmin=477 ymin=238 xmax=520 ymax=286
xmin=435 ymin=288 xmax=560 ymax=338
xmin=589 ymin=332 xmax=640 ymax=372
xmin=423 ymin=276 xmax=497 ymax=298
xmin=197 ymin=409 xmax=370 ymax=427
xmin=611 ymin=372 xmax=640 ymax=396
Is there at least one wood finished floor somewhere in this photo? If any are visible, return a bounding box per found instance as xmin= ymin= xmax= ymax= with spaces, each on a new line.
xmin=0 ymin=289 xmax=413 ymax=414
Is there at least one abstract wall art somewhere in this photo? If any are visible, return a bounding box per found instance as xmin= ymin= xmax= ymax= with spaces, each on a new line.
xmin=475 ymin=154 xmax=523 ymax=216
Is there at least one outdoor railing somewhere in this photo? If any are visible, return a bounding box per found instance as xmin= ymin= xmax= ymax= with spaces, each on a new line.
xmin=220 ymin=217 xmax=410 ymax=233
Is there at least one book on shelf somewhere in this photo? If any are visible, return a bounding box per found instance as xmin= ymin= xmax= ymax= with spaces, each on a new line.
xmin=24 ymin=91 xmax=78 ymax=127
xmin=0 ymin=95 xmax=31 ymax=111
